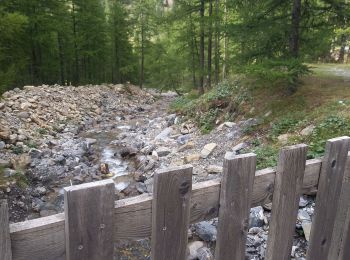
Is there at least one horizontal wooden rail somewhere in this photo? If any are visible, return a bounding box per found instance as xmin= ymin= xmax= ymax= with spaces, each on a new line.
xmin=9 ymin=158 xmax=323 ymax=260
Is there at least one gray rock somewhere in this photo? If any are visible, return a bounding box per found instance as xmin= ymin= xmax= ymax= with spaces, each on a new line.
xmin=0 ymin=159 xmax=11 ymax=168
xmin=18 ymin=111 xmax=31 ymax=119
xmin=194 ymin=221 xmax=217 ymax=242
xmin=197 ymin=247 xmax=214 ymax=260
xmin=156 ymin=147 xmax=172 ymax=157
xmin=155 ymin=127 xmax=173 ymax=140
xmin=34 ymin=186 xmax=47 ymax=196
xmin=298 ymin=209 xmax=311 ymax=222
xmin=54 ymin=155 xmax=66 ymax=165
xmin=249 ymin=206 xmax=265 ymax=228
xmin=0 ymin=103 xmax=4 ymax=109
xmin=177 ymin=134 xmax=191 ymax=145
xmin=232 ymin=142 xmax=248 ymax=153
xmin=29 ymin=148 xmax=43 ymax=159
xmin=0 ymin=141 xmax=5 ymax=150
xmin=299 ymin=195 xmax=309 ymax=207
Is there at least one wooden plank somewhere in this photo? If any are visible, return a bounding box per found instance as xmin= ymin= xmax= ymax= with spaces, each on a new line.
xmin=266 ymin=144 xmax=308 ymax=260
xmin=1 ymin=200 xmax=12 ymax=260
xmin=9 ymin=157 xmax=324 ymax=259
xmin=10 ymin=214 xmax=65 ymax=260
xmin=151 ymin=165 xmax=192 ymax=260
xmin=307 ymin=136 xmax=350 ymax=260
xmin=328 ymin=152 xmax=350 ymax=259
xmin=215 ymin=153 xmax=256 ymax=260
xmin=64 ymin=179 xmax=115 ymax=260
xmin=339 ymin=204 xmax=350 ymax=260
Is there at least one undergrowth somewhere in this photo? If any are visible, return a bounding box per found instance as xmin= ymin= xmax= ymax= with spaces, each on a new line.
xmin=170 ymin=79 xmax=250 ymax=133
xmin=170 ymin=68 xmax=350 ymax=169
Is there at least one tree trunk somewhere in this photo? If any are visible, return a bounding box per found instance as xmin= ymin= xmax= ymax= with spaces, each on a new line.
xmin=72 ymin=0 xmax=79 ymax=85
xmin=289 ymin=0 xmax=301 ymax=58
xmin=57 ymin=33 xmax=65 ymax=85
xmin=222 ymin=0 xmax=227 ymax=80
xmin=199 ymin=0 xmax=205 ymax=94
xmin=189 ymin=13 xmax=197 ymax=88
xmin=207 ymin=0 xmax=213 ymax=89
xmin=339 ymin=34 xmax=347 ymax=63
xmin=139 ymin=11 xmax=145 ymax=89
xmin=214 ymin=0 xmax=220 ymax=85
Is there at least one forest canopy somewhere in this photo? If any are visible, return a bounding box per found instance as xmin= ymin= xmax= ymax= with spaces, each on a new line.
xmin=0 ymin=0 xmax=349 ymax=94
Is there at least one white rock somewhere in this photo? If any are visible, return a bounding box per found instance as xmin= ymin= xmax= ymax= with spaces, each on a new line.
xmin=206 ymin=165 xmax=223 ymax=174
xmin=187 ymin=241 xmax=205 ymax=260
xmin=277 ymin=134 xmax=291 ymax=144
xmin=302 ymin=221 xmax=312 ymax=241
xmin=201 ymin=143 xmax=217 ymax=158
xmin=300 ymin=125 xmax=315 ymax=136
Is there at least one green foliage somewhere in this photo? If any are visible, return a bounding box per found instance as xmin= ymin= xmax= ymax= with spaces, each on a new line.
xmin=199 ymin=108 xmax=219 ymax=134
xmin=270 ymin=117 xmax=301 ymax=138
xmin=243 ymin=59 xmax=311 ymax=90
xmin=37 ymin=128 xmax=48 ymax=135
xmin=12 ymin=146 xmax=23 ymax=155
xmin=308 ymin=116 xmax=350 ymax=158
xmin=247 ymin=145 xmax=279 ymax=170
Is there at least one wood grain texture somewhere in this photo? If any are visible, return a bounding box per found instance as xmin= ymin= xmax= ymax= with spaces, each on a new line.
xmin=339 ymin=203 xmax=350 ymax=260
xmin=1 ymin=200 xmax=12 ymax=260
xmin=307 ymin=136 xmax=350 ymax=260
xmin=64 ymin=179 xmax=115 ymax=260
xmin=151 ymin=165 xmax=192 ymax=260
xmin=9 ymin=157 xmax=324 ymax=260
xmin=266 ymin=144 xmax=308 ymax=260
xmin=328 ymin=152 xmax=350 ymax=259
xmin=215 ymin=153 xmax=256 ymax=260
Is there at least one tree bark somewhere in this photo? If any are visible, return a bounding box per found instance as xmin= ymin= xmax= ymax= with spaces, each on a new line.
xmin=139 ymin=13 xmax=145 ymax=89
xmin=222 ymin=0 xmax=227 ymax=80
xmin=199 ymin=0 xmax=205 ymax=94
xmin=289 ymin=0 xmax=301 ymax=58
xmin=339 ymin=34 xmax=347 ymax=63
xmin=72 ymin=0 xmax=79 ymax=85
xmin=214 ymin=0 xmax=220 ymax=85
xmin=57 ymin=33 xmax=65 ymax=85
xmin=189 ymin=13 xmax=197 ymax=88
xmin=207 ymin=0 xmax=213 ymax=89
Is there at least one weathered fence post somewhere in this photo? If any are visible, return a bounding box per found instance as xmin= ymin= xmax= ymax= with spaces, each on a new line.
xmin=215 ymin=153 xmax=257 ymax=260
xmin=151 ymin=165 xmax=192 ymax=260
xmin=0 ymin=200 xmax=12 ymax=260
xmin=307 ymin=136 xmax=350 ymax=260
xmin=265 ymin=144 xmax=308 ymax=260
xmin=328 ymin=152 xmax=350 ymax=259
xmin=64 ymin=179 xmax=115 ymax=260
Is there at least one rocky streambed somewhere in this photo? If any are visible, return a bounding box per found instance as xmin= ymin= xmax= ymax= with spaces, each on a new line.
xmin=0 ymin=84 xmax=313 ymax=259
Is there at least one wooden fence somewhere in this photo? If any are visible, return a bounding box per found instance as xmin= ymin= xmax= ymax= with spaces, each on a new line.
xmin=1 ymin=136 xmax=350 ymax=260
